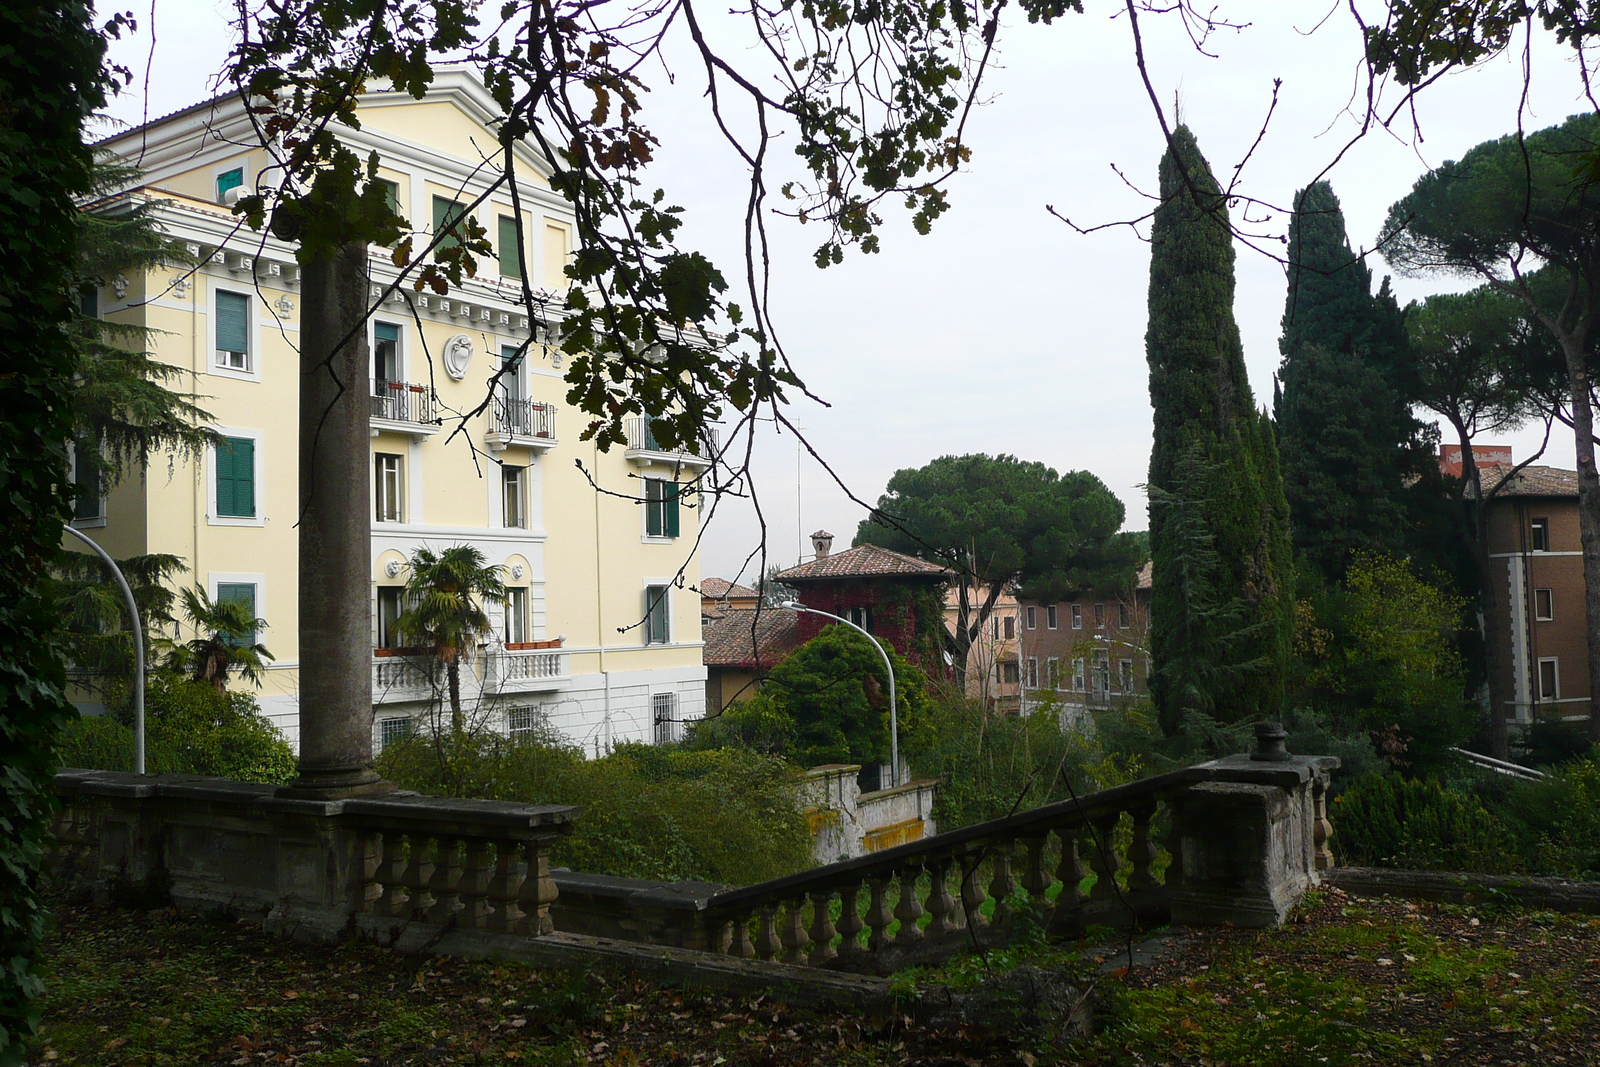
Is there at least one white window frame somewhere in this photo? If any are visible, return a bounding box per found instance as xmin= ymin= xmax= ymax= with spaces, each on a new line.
xmin=1047 ymin=605 xmax=1058 ymax=630
xmin=1003 ymin=614 xmax=1015 ymax=640
xmin=1538 ymin=657 xmax=1561 ymax=702
xmin=1531 ymin=517 xmax=1551 ymax=552
xmin=206 ymin=427 xmax=266 ymax=527
xmin=1025 ymin=657 xmax=1039 ymax=689
xmin=378 ymin=715 xmax=412 ymax=751
xmin=68 ymin=441 xmax=106 ymax=528
xmin=372 ymin=317 xmax=406 ymax=385
xmin=652 ymin=691 xmax=681 ymax=744
xmin=504 ymin=586 xmax=529 ymax=645
xmin=1534 ymin=587 xmax=1554 ymax=622
xmin=209 ymin=284 xmax=261 ymax=383
xmin=1072 ymin=657 xmax=1086 ymax=692
xmin=1071 ymin=605 xmax=1083 ymax=630
xmin=502 ymin=464 xmax=527 ymax=529
xmin=206 ymin=573 xmax=267 ymax=639
xmin=212 ymin=160 xmax=249 ymax=205
xmin=644 ymin=583 xmax=671 ymax=645
xmin=507 ymin=704 xmax=545 ymax=737
xmin=1025 ymin=605 xmax=1037 ymax=630
xmin=1119 ymin=658 xmax=1135 ymax=692
xmin=375 ymin=452 xmax=405 ymax=523
xmin=642 ymin=476 xmax=674 ymax=542
xmin=376 ymin=585 xmax=406 ymax=649
xmin=1045 ymin=657 xmax=1060 ymax=689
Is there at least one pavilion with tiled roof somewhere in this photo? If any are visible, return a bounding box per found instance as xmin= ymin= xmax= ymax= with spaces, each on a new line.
xmin=773 ymin=542 xmax=951 ymax=584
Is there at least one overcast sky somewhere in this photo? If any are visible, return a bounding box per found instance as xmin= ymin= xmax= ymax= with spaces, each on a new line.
xmin=102 ymin=1 xmax=1593 ymax=584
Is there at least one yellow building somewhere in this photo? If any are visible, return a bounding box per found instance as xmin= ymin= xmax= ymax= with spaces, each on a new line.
xmin=79 ymin=69 xmax=707 ymax=753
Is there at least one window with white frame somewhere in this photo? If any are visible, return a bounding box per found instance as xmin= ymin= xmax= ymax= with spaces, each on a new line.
xmin=1003 ymin=615 xmax=1015 ymax=639
xmin=1071 ymin=604 xmax=1082 ymax=629
xmin=1531 ymin=517 xmax=1551 ymax=552
xmin=70 ymin=444 xmax=102 ymax=522
xmin=847 ymin=605 xmax=875 ymax=632
xmin=1025 ymin=657 xmax=1039 ymax=688
xmin=1538 ymin=658 xmax=1560 ymax=701
xmin=1535 ymin=587 xmax=1554 ymax=621
xmin=214 ymin=436 xmax=257 ymax=519
xmin=375 ymin=452 xmax=404 ymax=522
xmin=1092 ymin=650 xmax=1110 ymax=696
xmin=992 ymin=617 xmax=1000 ymax=640
xmin=645 ymin=585 xmax=670 ymax=644
xmin=502 ymin=464 xmax=527 ymax=528
xmin=1045 ymin=657 xmax=1060 ymax=688
xmin=1119 ymin=602 xmax=1131 ymax=629
xmin=377 ymin=586 xmax=405 ymax=649
xmin=1025 ymin=605 xmax=1037 ymax=630
xmin=644 ymin=479 xmax=680 ymax=538
xmin=216 ymin=582 xmax=259 ymax=647
xmin=1047 ymin=605 xmax=1058 ymax=630
xmin=507 ymin=704 xmax=545 ymax=737
xmin=373 ymin=321 xmax=401 ymax=387
xmin=504 ymin=587 xmax=529 ymax=645
xmin=1072 ymin=657 xmax=1086 ymax=692
xmin=1000 ymin=660 xmax=1019 ymax=684
xmin=215 ymin=289 xmax=251 ymax=371
xmin=1094 ymin=603 xmax=1106 ymax=630
xmin=652 ymin=692 xmax=681 ymax=744
xmin=216 ymin=166 xmax=244 ymax=202
xmin=378 ymin=716 xmax=412 ymax=750
xmin=1119 ymin=659 xmax=1134 ymax=692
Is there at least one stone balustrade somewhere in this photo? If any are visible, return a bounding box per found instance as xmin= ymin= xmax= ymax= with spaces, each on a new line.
xmin=48 ymin=769 xmax=577 ymax=942
xmin=550 ymin=734 xmax=1337 ymax=976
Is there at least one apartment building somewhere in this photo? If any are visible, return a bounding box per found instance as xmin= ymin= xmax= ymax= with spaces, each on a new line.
xmin=943 ymin=585 xmax=1021 ymax=710
xmin=1015 ymin=562 xmax=1152 ymax=713
xmin=77 ymin=70 xmax=707 ymax=753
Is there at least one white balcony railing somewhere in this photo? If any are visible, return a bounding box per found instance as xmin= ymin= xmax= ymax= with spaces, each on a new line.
xmin=623 ymin=416 xmax=717 ymax=466
xmin=371 ymin=653 xmax=440 ymax=702
xmin=485 ymin=648 xmax=569 ymax=691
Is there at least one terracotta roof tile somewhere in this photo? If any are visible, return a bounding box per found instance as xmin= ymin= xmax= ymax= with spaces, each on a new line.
xmin=774 ymin=543 xmax=951 ymax=583
xmin=702 ymin=608 xmax=801 ymax=669
xmin=700 ymin=577 xmax=760 ymax=600
xmin=1481 ymin=464 xmax=1580 ymax=498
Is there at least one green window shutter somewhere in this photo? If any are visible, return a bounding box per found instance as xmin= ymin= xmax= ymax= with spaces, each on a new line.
xmin=216 ymin=582 xmax=257 ymax=647
xmin=216 ymin=291 xmax=249 ymax=356
xmin=374 ymin=322 xmax=400 ymax=344
xmin=433 ymin=196 xmax=465 ymax=252
xmin=216 ymin=167 xmax=243 ymax=200
xmin=498 ymin=215 xmax=522 ymax=278
xmin=665 ymin=482 xmax=680 ymax=538
xmin=377 ymin=179 xmax=399 ymax=213
xmin=216 ymin=436 xmax=256 ymax=518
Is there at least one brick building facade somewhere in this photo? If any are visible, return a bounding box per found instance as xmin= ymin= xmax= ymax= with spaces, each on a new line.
xmin=1015 ymin=562 xmax=1152 ymax=713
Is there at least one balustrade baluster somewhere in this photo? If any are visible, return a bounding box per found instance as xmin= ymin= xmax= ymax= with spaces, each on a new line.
xmin=399 ymin=832 xmax=435 ymax=920
xmin=988 ymin=841 xmax=1016 ymax=926
xmin=727 ymin=911 xmax=755 ymax=958
xmin=779 ymin=898 xmax=809 ymax=965
xmin=865 ymin=876 xmax=895 ymax=950
xmin=1127 ymin=802 xmax=1159 ymax=890
xmin=1055 ymin=831 xmax=1088 ymax=908
xmin=893 ymin=867 xmax=924 ymax=944
xmin=1164 ymin=811 xmax=1184 ymax=889
xmin=485 ymin=842 xmax=525 ymax=933
xmin=753 ymin=904 xmax=781 ymax=962
xmin=518 ymin=841 xmax=557 ymax=935
xmin=427 ymin=835 xmax=463 ymax=924
xmin=358 ymin=831 xmax=382 ymax=911
xmin=708 ymin=918 xmax=734 ymax=955
xmin=457 ymin=839 xmax=492 ymax=928
xmin=835 ymin=884 xmax=865 ymax=961
xmin=1087 ymin=813 xmax=1121 ymax=902
xmin=808 ymin=889 xmax=838 ymax=965
xmin=924 ymin=858 xmax=958 ymax=938
xmin=1020 ymin=834 xmax=1051 ymax=904
xmin=1312 ymin=778 xmax=1335 ymax=871
xmin=372 ymin=832 xmax=409 ymax=917
xmin=958 ymin=850 xmax=988 ymax=929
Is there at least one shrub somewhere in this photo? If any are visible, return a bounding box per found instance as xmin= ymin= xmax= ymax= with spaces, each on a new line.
xmin=683 ymin=693 xmax=795 ymax=755
xmin=1480 ymin=755 xmax=1600 ymax=879
xmin=377 ymin=730 xmax=813 ymax=885
xmin=1331 ymin=771 xmax=1521 ymax=873
xmin=77 ymin=673 xmax=297 ymax=783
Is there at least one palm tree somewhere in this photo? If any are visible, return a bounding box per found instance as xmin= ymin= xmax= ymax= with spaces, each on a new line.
xmin=395 ymin=546 xmax=507 ymax=734
xmin=165 ymin=586 xmax=274 ymax=692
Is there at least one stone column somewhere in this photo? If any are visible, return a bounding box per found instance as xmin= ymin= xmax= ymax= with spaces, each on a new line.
xmin=281 ymin=241 xmax=391 ymax=798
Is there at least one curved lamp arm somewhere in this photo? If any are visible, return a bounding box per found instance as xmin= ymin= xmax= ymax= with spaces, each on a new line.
xmin=63 ymin=525 xmax=145 ymax=775
xmin=779 ymin=601 xmax=898 ymax=788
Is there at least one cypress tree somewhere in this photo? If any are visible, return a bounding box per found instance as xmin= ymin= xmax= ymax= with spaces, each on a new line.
xmin=1146 ymin=126 xmax=1294 ymax=734
xmin=1274 ymin=182 xmax=1423 ymax=584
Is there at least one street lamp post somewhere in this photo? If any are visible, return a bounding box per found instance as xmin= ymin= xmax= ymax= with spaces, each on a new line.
xmin=779 ymin=601 xmax=899 ymax=788
xmin=62 ymin=524 xmax=145 ymax=774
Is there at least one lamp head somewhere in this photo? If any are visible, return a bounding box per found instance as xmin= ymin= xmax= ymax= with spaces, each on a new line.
xmin=778 ymin=600 xmax=799 ymax=610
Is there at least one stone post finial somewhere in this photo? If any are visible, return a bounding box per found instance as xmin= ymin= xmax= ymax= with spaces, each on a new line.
xmin=811 ymin=530 xmax=834 ymax=558
xmin=1251 ymin=721 xmax=1290 ymax=762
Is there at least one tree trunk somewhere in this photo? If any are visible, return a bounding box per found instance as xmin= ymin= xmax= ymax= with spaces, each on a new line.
xmin=281 ymin=241 xmax=389 ymax=797
xmin=1562 ymin=339 xmax=1600 ymax=745
xmin=448 ymin=656 xmax=463 ymax=736
xmin=1454 ymin=426 xmax=1509 ymax=759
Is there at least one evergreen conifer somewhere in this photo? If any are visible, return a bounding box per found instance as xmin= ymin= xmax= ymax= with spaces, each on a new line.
xmin=1274 ymin=182 xmax=1424 ymax=584
xmin=1146 ymin=127 xmax=1294 ymax=734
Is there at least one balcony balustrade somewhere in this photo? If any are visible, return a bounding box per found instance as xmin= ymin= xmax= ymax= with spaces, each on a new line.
xmin=623 ymin=416 xmax=718 ymax=468
xmin=371 ymin=378 xmax=440 ymax=435
xmin=485 ymin=396 xmax=557 ymax=452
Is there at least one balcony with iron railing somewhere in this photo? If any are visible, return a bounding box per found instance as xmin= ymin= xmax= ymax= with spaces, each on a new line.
xmin=485 ymin=395 xmax=557 ymax=452
xmin=371 ymin=379 xmax=441 ymax=438
xmin=623 ymin=416 xmax=717 ymax=469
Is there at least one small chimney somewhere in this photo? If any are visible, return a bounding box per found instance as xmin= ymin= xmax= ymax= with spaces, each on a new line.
xmin=811 ymin=530 xmax=834 ymax=558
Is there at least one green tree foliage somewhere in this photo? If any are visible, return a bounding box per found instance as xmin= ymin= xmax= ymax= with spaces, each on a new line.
xmin=1294 ymin=554 xmax=1476 ymax=769
xmin=59 ymin=674 xmax=295 ymax=783
xmin=856 ymin=453 xmax=1143 ymax=684
xmin=70 ymin=160 xmax=215 ymax=501
xmin=378 ymin=733 xmax=813 ymax=885
xmin=162 ymin=586 xmax=274 ymax=693
xmin=0 ymin=0 xmax=116 ymax=1054
xmin=46 ymin=552 xmax=184 ymax=695
xmin=750 ymin=624 xmax=933 ymax=768
xmin=1385 ymin=113 xmax=1600 ymax=743
xmin=396 ymin=546 xmax=507 ymax=734
xmin=1145 ymin=126 xmax=1294 ymax=734
xmin=1332 ymin=771 xmax=1521 ymax=873
xmin=1274 ymin=182 xmax=1426 ymax=584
